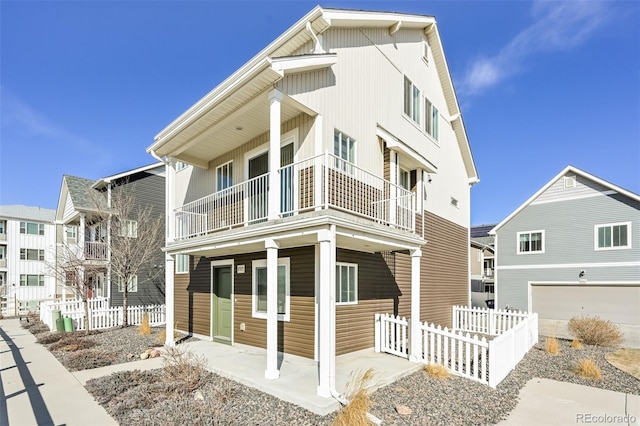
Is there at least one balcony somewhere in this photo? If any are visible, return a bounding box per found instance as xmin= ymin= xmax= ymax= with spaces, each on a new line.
xmin=483 ymin=268 xmax=494 ymax=278
xmin=174 ymin=153 xmax=416 ymax=240
xmin=84 ymin=241 xmax=108 ymax=260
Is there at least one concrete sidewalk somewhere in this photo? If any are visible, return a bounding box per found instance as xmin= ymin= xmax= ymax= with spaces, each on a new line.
xmin=499 ymin=378 xmax=640 ymax=426
xmin=0 ymin=318 xmax=117 ymax=426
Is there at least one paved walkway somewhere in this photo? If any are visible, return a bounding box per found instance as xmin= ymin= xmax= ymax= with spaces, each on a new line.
xmin=2 ymin=317 xmax=639 ymax=425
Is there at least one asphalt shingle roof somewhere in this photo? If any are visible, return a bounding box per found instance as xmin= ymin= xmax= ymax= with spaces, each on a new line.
xmin=0 ymin=205 xmax=56 ymax=222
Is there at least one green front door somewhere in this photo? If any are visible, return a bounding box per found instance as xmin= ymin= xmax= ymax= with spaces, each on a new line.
xmin=213 ymin=266 xmax=232 ymax=344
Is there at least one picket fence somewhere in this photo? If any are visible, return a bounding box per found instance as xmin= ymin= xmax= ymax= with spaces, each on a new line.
xmin=40 ymin=298 xmax=166 ymax=331
xmin=452 ymin=305 xmax=530 ymax=336
xmin=375 ymin=307 xmax=538 ymax=388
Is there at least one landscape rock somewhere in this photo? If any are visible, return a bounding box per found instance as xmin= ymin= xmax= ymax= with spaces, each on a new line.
xmin=140 ymin=352 xmax=149 ymax=360
xmin=395 ymin=405 xmax=412 ymax=415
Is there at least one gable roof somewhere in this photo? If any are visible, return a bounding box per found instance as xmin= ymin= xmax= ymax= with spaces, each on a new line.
xmin=92 ymin=162 xmax=164 ymax=189
xmin=491 ymin=165 xmax=640 ymax=234
xmin=0 ymin=205 xmax=55 ymax=223
xmin=148 ymin=6 xmax=477 ymax=181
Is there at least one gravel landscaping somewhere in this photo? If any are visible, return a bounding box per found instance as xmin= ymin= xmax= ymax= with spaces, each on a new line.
xmin=23 ymin=317 xmax=640 ymax=425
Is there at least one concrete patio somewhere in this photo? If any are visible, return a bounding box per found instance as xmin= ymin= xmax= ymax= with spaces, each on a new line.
xmin=177 ymin=339 xmax=422 ymax=416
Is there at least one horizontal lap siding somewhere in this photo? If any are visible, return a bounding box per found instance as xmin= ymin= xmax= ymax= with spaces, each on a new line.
xmin=336 ymin=249 xmax=410 ymax=356
xmin=421 ymin=211 xmax=469 ymax=328
xmin=233 ymin=247 xmax=315 ymax=359
xmin=174 ymin=255 xmax=211 ymax=337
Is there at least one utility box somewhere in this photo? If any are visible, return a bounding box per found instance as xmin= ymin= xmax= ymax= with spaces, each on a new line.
xmin=52 ymin=310 xmax=63 ymax=332
xmin=63 ymin=317 xmax=74 ymax=332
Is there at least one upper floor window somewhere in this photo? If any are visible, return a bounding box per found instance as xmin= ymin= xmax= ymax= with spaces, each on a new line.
xmin=334 ymin=130 xmax=356 ymax=171
xmin=336 ymin=262 xmax=358 ymax=305
xmin=398 ymin=168 xmax=410 ymax=191
xmin=0 ymin=246 xmax=5 ymax=260
xmin=518 ymin=230 xmax=544 ymax=254
xmin=117 ymin=275 xmax=138 ymax=292
xmin=20 ymin=248 xmax=45 ymax=261
xmin=176 ymin=254 xmax=189 ymax=274
xmin=66 ymin=225 xmax=77 ymax=240
xmin=252 ymin=258 xmax=290 ymax=321
xmin=20 ymin=274 xmax=44 ymax=287
xmin=20 ymin=221 xmax=44 ymax=235
xmin=595 ymin=222 xmax=630 ymax=250
xmin=425 ymin=98 xmax=439 ymax=141
xmin=404 ymin=76 xmax=421 ymax=124
xmin=422 ymin=39 xmax=431 ymax=63
xmin=120 ymin=220 xmax=138 ymax=238
xmin=216 ymin=161 xmax=233 ymax=191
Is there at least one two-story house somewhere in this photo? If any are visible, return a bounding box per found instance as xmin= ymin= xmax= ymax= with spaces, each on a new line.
xmin=0 ymin=205 xmax=57 ymax=316
xmin=491 ymin=166 xmax=639 ymax=347
xmin=470 ymin=224 xmax=496 ymax=307
xmin=55 ymin=163 xmax=166 ymax=306
xmin=147 ymin=7 xmax=478 ymax=397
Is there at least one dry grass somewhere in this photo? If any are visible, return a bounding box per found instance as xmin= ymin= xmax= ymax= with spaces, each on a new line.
xmin=574 ymin=358 xmax=602 ymax=380
xmin=333 ymin=368 xmax=376 ymax=426
xmin=49 ymin=335 xmax=97 ymax=352
xmin=570 ymin=339 xmax=583 ymax=349
xmin=157 ymin=321 xmax=182 ymax=343
xmin=162 ymin=346 xmax=209 ymax=392
xmin=605 ymin=348 xmax=640 ymax=380
xmin=139 ymin=313 xmax=151 ymax=336
xmin=545 ymin=336 xmax=560 ymax=355
xmin=568 ymin=316 xmax=623 ymax=347
xmin=424 ymin=363 xmax=450 ymax=380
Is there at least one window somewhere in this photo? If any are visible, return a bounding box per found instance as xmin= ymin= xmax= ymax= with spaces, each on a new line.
xmin=595 ymin=222 xmax=631 ymax=250
xmin=398 ymin=169 xmax=410 ymax=191
xmin=336 ymin=263 xmax=358 ymax=304
xmin=20 ymin=221 xmax=44 ymax=235
xmin=176 ymin=161 xmax=188 ymax=171
xmin=0 ymin=246 xmax=5 ymax=260
xmin=66 ymin=225 xmax=77 ymax=240
xmin=422 ymin=39 xmax=431 ymax=63
xmin=216 ymin=161 xmax=233 ymax=191
xmin=176 ymin=254 xmax=189 ymax=274
xmin=20 ymin=248 xmax=45 ymax=261
xmin=20 ymin=274 xmax=45 ymax=287
xmin=403 ymin=76 xmax=421 ymax=124
xmin=425 ymin=98 xmax=439 ymax=141
xmin=334 ymin=130 xmax=356 ymax=171
xmin=518 ymin=231 xmax=544 ymax=254
xmin=117 ymin=275 xmax=138 ymax=292
xmin=0 ymin=220 xmax=5 ymax=234
xmin=120 ymin=220 xmax=137 ymax=238
xmin=252 ymin=258 xmax=290 ymax=321
xmin=484 ymin=283 xmax=494 ymax=294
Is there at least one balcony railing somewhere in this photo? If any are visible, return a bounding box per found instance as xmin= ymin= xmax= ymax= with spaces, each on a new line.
xmin=484 ymin=268 xmax=494 ymax=278
xmin=175 ymin=152 xmax=416 ymax=240
xmin=84 ymin=241 xmax=108 ymax=260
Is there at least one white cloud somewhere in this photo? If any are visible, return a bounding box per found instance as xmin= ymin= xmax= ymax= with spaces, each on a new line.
xmin=459 ymin=0 xmax=610 ymax=97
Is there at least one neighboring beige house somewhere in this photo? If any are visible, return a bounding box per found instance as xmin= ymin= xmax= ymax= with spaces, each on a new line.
xmin=147 ymin=7 xmax=478 ymax=398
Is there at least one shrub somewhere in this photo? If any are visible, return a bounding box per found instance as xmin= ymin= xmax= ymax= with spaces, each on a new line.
xmin=49 ymin=335 xmax=97 ymax=352
xmin=37 ymin=332 xmax=65 ymax=345
xmin=334 ymin=368 xmax=376 ymax=426
xmin=571 ymin=338 xmax=583 ymax=349
xmin=64 ymin=349 xmax=117 ymax=371
xmin=545 ymin=336 xmax=560 ymax=355
xmin=162 ymin=347 xmax=209 ymax=392
xmin=568 ymin=316 xmax=623 ymax=347
xmin=139 ymin=313 xmax=151 ymax=336
xmin=424 ymin=363 xmax=450 ymax=380
xmin=574 ymin=358 xmax=602 ymax=380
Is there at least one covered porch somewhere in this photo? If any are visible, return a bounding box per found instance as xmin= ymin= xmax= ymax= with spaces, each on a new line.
xmin=179 ymin=339 xmax=422 ymax=416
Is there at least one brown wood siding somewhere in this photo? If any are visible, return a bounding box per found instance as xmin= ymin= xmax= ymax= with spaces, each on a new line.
xmin=383 ymin=145 xmax=390 ymax=181
xmin=174 ymin=255 xmax=211 ymax=337
xmin=420 ymin=211 xmax=469 ymax=327
xmin=335 ymin=249 xmax=410 ymax=356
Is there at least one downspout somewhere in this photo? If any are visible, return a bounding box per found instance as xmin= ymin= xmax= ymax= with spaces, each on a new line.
xmin=306 ymin=21 xmax=325 ymax=54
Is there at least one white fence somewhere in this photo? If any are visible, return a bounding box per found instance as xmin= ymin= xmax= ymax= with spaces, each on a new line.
xmin=452 ymin=305 xmax=530 ymax=336
xmin=375 ymin=308 xmax=538 ymax=388
xmin=39 ymin=298 xmax=166 ymax=331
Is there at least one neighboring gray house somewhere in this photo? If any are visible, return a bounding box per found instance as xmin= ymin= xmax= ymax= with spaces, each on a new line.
xmin=55 ymin=163 xmax=166 ymax=306
xmin=491 ymin=166 xmax=640 ymax=347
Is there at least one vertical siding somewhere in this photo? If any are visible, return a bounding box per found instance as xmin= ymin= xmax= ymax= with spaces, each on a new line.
xmin=421 ymin=211 xmax=469 ymax=327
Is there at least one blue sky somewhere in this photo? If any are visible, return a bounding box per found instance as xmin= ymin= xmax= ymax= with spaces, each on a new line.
xmin=1 ymin=1 xmax=638 ymax=226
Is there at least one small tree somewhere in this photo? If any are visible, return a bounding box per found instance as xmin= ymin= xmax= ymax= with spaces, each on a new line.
xmin=47 ymin=241 xmax=104 ymax=334
xmin=107 ymin=184 xmax=164 ymax=327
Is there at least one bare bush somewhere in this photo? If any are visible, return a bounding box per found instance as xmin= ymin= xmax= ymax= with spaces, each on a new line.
xmin=49 ymin=335 xmax=98 ymax=352
xmin=63 ymin=350 xmax=117 ymax=371
xmin=568 ymin=316 xmax=623 ymax=347
xmin=36 ymin=332 xmax=66 ymax=345
xmin=86 ymin=370 xmax=159 ymax=405
xmin=162 ymin=346 xmax=209 ymax=391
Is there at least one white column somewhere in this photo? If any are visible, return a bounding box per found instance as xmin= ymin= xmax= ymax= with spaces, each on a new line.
xmin=166 ymin=158 xmax=177 ymax=242
xmin=164 ymin=254 xmax=175 ymax=347
xmin=78 ymin=213 xmax=86 ymax=255
xmin=314 ymin=114 xmax=323 ymax=211
xmin=265 ymin=237 xmax=280 ymax=379
xmin=268 ymin=90 xmax=282 ymax=221
xmin=106 ymin=184 xmax=112 ymax=299
xmin=416 ymin=168 xmax=424 ymax=212
xmin=389 ymin=150 xmax=397 ymax=226
xmin=316 ymin=226 xmax=336 ymax=397
xmin=409 ymin=248 xmax=422 ymax=362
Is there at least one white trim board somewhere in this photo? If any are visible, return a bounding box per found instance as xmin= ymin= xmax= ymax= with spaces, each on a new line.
xmin=497 ymin=261 xmax=640 ymax=270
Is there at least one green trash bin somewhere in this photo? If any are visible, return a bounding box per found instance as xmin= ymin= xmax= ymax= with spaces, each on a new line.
xmin=63 ymin=317 xmax=74 ymax=332
xmin=52 ymin=310 xmax=63 ymax=332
